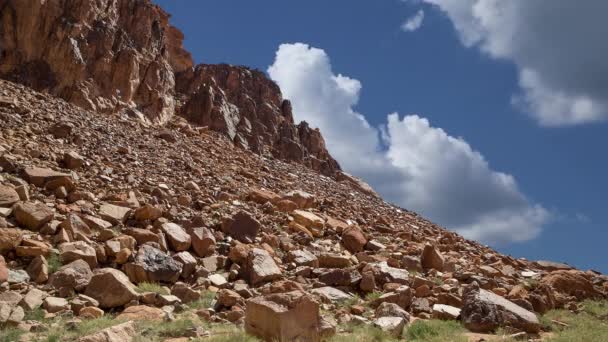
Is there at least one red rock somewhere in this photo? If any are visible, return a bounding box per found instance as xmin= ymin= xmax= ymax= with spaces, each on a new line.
xmin=341 ymin=227 xmax=367 ymax=253
xmin=14 ymin=202 xmax=54 ymax=231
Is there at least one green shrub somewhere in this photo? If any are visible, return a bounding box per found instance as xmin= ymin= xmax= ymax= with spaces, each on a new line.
xmin=135 ymin=282 xmax=169 ymax=295
xmin=406 ymin=319 xmax=467 ymax=342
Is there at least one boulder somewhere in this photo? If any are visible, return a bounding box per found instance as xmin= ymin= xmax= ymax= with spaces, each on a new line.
xmin=49 ymin=259 xmax=93 ymax=293
xmin=245 ymin=291 xmax=323 ymax=342
xmin=79 ymin=307 xmax=104 ymax=319
xmin=0 ymin=228 xmax=23 ymax=253
xmin=43 ymin=296 xmax=69 ymax=313
xmin=288 ymin=250 xmax=319 ymax=267
xmin=341 ymin=227 xmax=367 ymax=253
xmin=375 ymin=302 xmax=410 ymax=320
xmin=133 ymin=204 xmax=162 ymax=221
xmin=0 ymin=185 xmax=19 ymax=207
xmin=124 ymin=245 xmax=183 ymax=283
xmin=281 ymin=190 xmax=315 ymax=209
xmin=249 ymin=189 xmax=280 ymax=204
xmin=27 ymin=255 xmax=49 ymax=283
xmin=14 ymin=202 xmax=54 ymax=231
xmin=432 ymin=304 xmax=461 ymax=320
xmin=0 ymin=256 xmax=7 ymax=283
xmin=291 ymin=210 xmax=324 ymax=236
xmin=160 ymin=222 xmax=191 ymax=251
xmin=363 ymin=262 xmax=409 ymax=286
xmin=77 ymin=321 xmax=136 ymax=342
xmin=24 ymin=167 xmax=71 ymax=187
xmin=246 ymin=248 xmax=282 ymax=286
xmin=540 ymin=270 xmax=603 ymax=300
xmin=64 ymin=151 xmax=85 ymax=170
xmin=98 ymin=203 xmax=131 ymax=224
xmin=373 ymin=316 xmax=406 ymax=337
xmin=190 ymin=227 xmax=216 ymax=257
xmin=461 ymin=282 xmax=540 ymax=333
xmin=421 ymin=244 xmax=444 ymax=271
xmin=222 ymin=211 xmax=261 ymax=243
xmin=311 ymin=287 xmax=352 ymax=303
xmin=173 ymin=251 xmax=197 ymax=278
xmin=20 ymin=288 xmax=48 ymax=311
xmin=84 ymin=269 xmax=138 ymax=308
xmin=116 ymin=305 xmax=165 ymax=321
xmin=59 ymin=241 xmax=98 ymax=268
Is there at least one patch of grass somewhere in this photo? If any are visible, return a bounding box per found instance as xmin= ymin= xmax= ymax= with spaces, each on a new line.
xmin=47 ymin=253 xmax=62 ymax=274
xmin=0 ymin=328 xmax=25 ymax=342
xmin=405 ymin=319 xmax=467 ymax=342
xmin=136 ymin=318 xmax=196 ymax=339
xmin=330 ymin=323 xmax=398 ymax=342
xmin=199 ymin=325 xmax=260 ymax=342
xmin=337 ymin=294 xmax=361 ymax=309
xmin=543 ymin=301 xmax=608 ymax=342
xmin=135 ymin=282 xmax=169 ymax=295
xmin=24 ymin=306 xmax=46 ymax=321
xmin=188 ymin=290 xmax=216 ymax=310
xmin=365 ymin=291 xmax=383 ymax=302
xmin=74 ymin=315 xmax=125 ymax=337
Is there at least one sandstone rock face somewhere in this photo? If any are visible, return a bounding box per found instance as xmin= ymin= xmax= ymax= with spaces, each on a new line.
xmin=176 ymin=65 xmax=340 ymax=176
xmin=77 ymin=321 xmax=136 ymax=342
xmin=461 ymin=283 xmax=540 ymax=333
xmin=245 ymin=291 xmax=323 ymax=342
xmin=0 ymin=0 xmax=339 ymax=175
xmin=247 ymin=248 xmax=282 ymax=286
xmin=0 ymin=0 xmax=191 ymax=123
xmin=124 ymin=245 xmax=183 ymax=283
xmin=541 ymin=270 xmax=603 ymax=300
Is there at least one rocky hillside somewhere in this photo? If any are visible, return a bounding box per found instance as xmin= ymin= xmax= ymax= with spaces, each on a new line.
xmin=0 ymin=0 xmax=339 ymax=176
xmin=0 ymin=1 xmax=607 ymax=342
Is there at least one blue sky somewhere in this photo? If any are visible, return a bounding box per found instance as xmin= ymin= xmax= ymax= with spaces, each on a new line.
xmin=155 ymin=0 xmax=607 ymax=273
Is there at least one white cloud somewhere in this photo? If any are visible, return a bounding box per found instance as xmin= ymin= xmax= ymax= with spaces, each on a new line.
xmin=419 ymin=0 xmax=608 ymax=126
xmin=268 ymin=43 xmax=549 ymax=244
xmin=401 ymin=10 xmax=425 ymax=32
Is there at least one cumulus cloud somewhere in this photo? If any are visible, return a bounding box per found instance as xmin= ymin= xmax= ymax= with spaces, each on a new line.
xmin=268 ymin=43 xmax=549 ymax=244
xmin=418 ymin=0 xmax=608 ymax=126
xmin=401 ymin=10 xmax=425 ymax=32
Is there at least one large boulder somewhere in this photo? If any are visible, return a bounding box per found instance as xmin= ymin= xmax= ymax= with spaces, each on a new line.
xmin=222 ymin=211 xmax=261 ymax=243
xmin=0 ymin=185 xmax=19 ymax=207
xmin=246 ymin=248 xmax=282 ymax=286
xmin=124 ymin=245 xmax=183 ymax=283
xmin=14 ymin=202 xmax=54 ymax=231
xmin=421 ymin=243 xmax=444 ymax=271
xmin=341 ymin=227 xmax=367 ymax=253
xmin=540 ymin=270 xmax=604 ymax=300
xmin=77 ymin=321 xmax=136 ymax=342
xmin=245 ymin=291 xmax=324 ymax=341
xmin=49 ymin=260 xmax=93 ymax=294
xmin=160 ymin=222 xmax=191 ymax=252
xmin=84 ymin=269 xmax=138 ymax=308
xmin=59 ymin=241 xmax=98 ymax=269
xmin=461 ymin=282 xmax=540 ymax=333
xmin=190 ymin=227 xmax=216 ymax=257
xmin=0 ymin=228 xmax=23 ymax=253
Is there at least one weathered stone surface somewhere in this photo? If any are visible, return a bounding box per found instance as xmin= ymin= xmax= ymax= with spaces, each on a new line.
xmin=0 ymin=256 xmax=7 ymax=283
xmin=77 ymin=321 xmax=137 ymax=342
xmin=373 ymin=316 xmax=406 ymax=337
xmin=222 ymin=211 xmax=261 ymax=244
xmin=341 ymin=227 xmax=367 ymax=253
xmin=541 ymin=270 xmax=603 ymax=300
xmin=245 ymin=291 xmax=323 ymax=342
xmin=98 ymin=204 xmax=131 ymax=224
xmin=0 ymin=185 xmax=19 ymax=207
xmin=318 ymin=254 xmax=351 ymax=268
xmin=432 ymin=304 xmax=461 ymax=320
xmin=14 ymin=202 xmax=54 ymax=230
xmin=363 ymin=262 xmax=409 ymax=286
xmin=173 ymin=251 xmax=197 ymax=278
xmin=421 ymin=244 xmax=444 ymax=271
xmin=84 ymin=268 xmax=138 ymax=309
xmin=59 ymin=241 xmax=98 ymax=268
xmin=27 ymin=255 xmax=49 ymax=283
xmin=20 ymin=288 xmax=48 ymax=311
xmin=160 ymin=222 xmax=191 ymax=252
xmin=0 ymin=228 xmax=23 ymax=253
xmin=124 ymin=245 xmax=183 ymax=283
xmin=461 ymin=283 xmax=540 ymax=333
xmin=375 ymin=302 xmax=411 ymax=320
xmin=116 ymin=305 xmax=165 ymax=321
xmin=281 ymin=190 xmax=315 ymax=209
xmin=311 ymin=287 xmax=352 ymax=303
xmin=79 ymin=307 xmax=104 ymax=319
xmin=43 ymin=296 xmax=69 ymax=313
xmin=171 ymin=282 xmax=200 ymax=304
xmin=288 ymin=250 xmax=319 ymax=267
xmin=49 ymin=260 xmax=93 ymax=293
xmin=292 ymin=210 xmax=324 ymax=236
xmin=23 ymin=167 xmax=71 ymax=187
xmin=190 ymin=227 xmax=216 ymax=257
xmin=247 ymin=248 xmax=281 ymax=286
xmin=133 ymin=204 xmax=162 ymax=221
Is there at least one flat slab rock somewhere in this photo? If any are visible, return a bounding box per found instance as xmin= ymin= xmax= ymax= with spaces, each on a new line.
xmin=461 ymin=283 xmax=540 ymax=333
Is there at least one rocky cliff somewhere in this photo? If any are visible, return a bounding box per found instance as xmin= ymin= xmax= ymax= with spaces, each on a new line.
xmin=0 ymin=0 xmax=339 ymax=176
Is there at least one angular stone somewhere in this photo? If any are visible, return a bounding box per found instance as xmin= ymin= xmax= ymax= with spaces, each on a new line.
xmin=8 ymin=269 xmax=29 ymax=284
xmin=209 ymin=273 xmax=228 ymax=287
xmin=84 ymin=268 xmax=138 ymax=309
xmin=363 ymin=262 xmax=409 ymax=286
xmin=190 ymin=227 xmax=216 ymax=257
xmin=173 ymin=251 xmax=197 ymax=278
xmin=98 ymin=203 xmax=131 ymax=224
xmin=79 ymin=307 xmax=104 ymax=319
xmin=318 ymin=269 xmax=362 ymax=287
xmin=245 ymin=291 xmax=322 ymax=342
xmin=432 ymin=304 xmax=461 ymax=320
xmin=116 ymin=305 xmax=165 ymax=321
xmin=43 ymin=296 xmax=69 ymax=313
xmin=222 ymin=211 xmax=261 ymax=244
xmin=60 ymin=241 xmax=97 ymax=268
xmin=171 ymin=282 xmax=200 ymax=304
xmin=124 ymin=245 xmax=182 ymax=283
xmin=0 ymin=228 xmax=24 ymax=253
xmin=371 ymin=286 xmax=412 ymax=310
xmin=461 ymin=283 xmax=540 ymax=333
xmin=281 ymin=190 xmax=315 ymax=209
xmin=288 ymin=250 xmax=319 ymax=267
xmin=373 ymin=316 xmax=406 ymax=337
xmin=14 ymin=202 xmax=54 ymax=231
xmin=421 ymin=244 xmax=444 ymax=271
xmin=0 ymin=185 xmax=19 ymax=207
xmin=160 ymin=222 xmax=191 ymax=252
xmin=292 ymin=210 xmax=324 ymax=236
xmin=247 ymin=248 xmax=281 ymax=286
xmin=123 ymin=228 xmax=160 ymax=245
xmin=249 ymin=189 xmax=280 ymax=204
xmin=77 ymin=321 xmax=136 ymax=342
xmin=375 ymin=302 xmax=410 ymax=320
xmin=318 ymin=253 xmax=351 ymax=268
xmin=64 ymin=151 xmax=85 ymax=170
xmin=27 ymin=255 xmax=49 ymax=283
xmin=341 ymin=227 xmax=367 ymax=253
xmin=49 ymin=259 xmax=93 ymax=293
xmin=20 ymin=288 xmax=48 ymax=311
xmin=133 ymin=204 xmax=162 ymax=221
xmin=0 ymin=256 xmax=7 ymax=283
xmin=24 ymin=167 xmax=71 ymax=187
xmin=541 ymin=270 xmax=603 ymax=300
xmin=311 ymin=287 xmax=352 ymax=303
